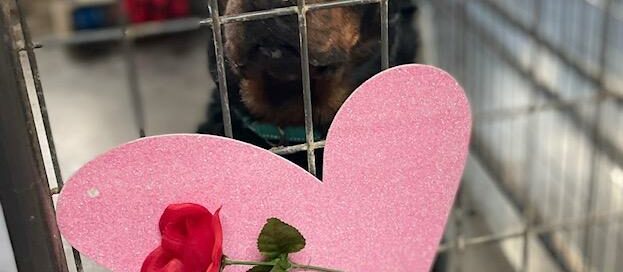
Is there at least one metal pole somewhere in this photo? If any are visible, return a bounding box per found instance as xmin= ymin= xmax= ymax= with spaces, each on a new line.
xmin=0 ymin=2 xmax=68 ymax=270
xmin=297 ymin=0 xmax=318 ymax=175
xmin=208 ymin=0 xmax=234 ymax=138
xmin=582 ymin=0 xmax=615 ymax=270
xmin=118 ymin=0 xmax=147 ymax=138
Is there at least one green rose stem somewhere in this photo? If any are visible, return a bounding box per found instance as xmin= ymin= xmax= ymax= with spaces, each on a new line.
xmin=222 ymin=259 xmax=274 ymax=266
xmin=222 ymin=258 xmax=344 ymax=272
xmin=290 ymin=262 xmax=344 ymax=272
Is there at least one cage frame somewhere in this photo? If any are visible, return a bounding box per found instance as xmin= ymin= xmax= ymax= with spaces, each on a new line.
xmin=1 ymin=0 xmax=623 ymax=271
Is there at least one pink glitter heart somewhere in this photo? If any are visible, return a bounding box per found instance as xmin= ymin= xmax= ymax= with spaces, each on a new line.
xmin=56 ymin=64 xmax=471 ymax=271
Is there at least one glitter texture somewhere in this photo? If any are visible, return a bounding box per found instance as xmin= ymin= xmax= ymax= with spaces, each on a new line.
xmin=56 ymin=64 xmax=471 ymax=271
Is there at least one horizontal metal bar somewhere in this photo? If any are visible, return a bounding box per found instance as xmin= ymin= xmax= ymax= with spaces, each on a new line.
xmin=270 ymin=140 xmax=326 ymax=155
xmin=16 ymin=42 xmax=41 ymax=51
xmin=199 ymin=0 xmax=380 ymax=26
xmin=473 ymin=93 xmax=608 ymax=123
xmin=438 ymin=210 xmax=623 ymax=253
xmin=307 ymin=0 xmax=379 ymax=10
xmin=201 ymin=6 xmax=297 ymax=25
xmin=39 ymin=0 xmax=380 ymax=46
xmin=438 ymin=229 xmax=524 ymax=253
xmin=39 ymin=17 xmax=200 ymax=46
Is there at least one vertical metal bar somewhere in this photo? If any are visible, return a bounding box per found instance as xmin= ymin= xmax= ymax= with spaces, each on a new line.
xmin=12 ymin=0 xmax=84 ymax=269
xmin=118 ymin=0 xmax=146 ymax=138
xmin=208 ymin=0 xmax=234 ymax=138
xmin=452 ymin=1 xmax=467 ymax=271
xmin=558 ymin=1 xmax=588 ymax=258
xmin=612 ymin=38 xmax=623 ymax=266
xmin=614 ymin=112 xmax=623 ymax=271
xmin=452 ymin=189 xmax=465 ymax=272
xmin=549 ymin=1 xmax=575 ymax=265
xmin=567 ymin=1 xmax=591 ymax=268
xmin=296 ymin=0 xmax=317 ymax=175
xmin=558 ymin=0 xmax=580 ymax=246
xmin=13 ymin=0 xmax=62 ymax=187
xmin=0 ymin=3 xmax=68 ymax=270
xmin=380 ymin=0 xmax=389 ymax=69
xmin=543 ymin=0 xmax=567 ymax=239
xmin=582 ymin=0 xmax=614 ymax=271
xmin=71 ymin=249 xmax=83 ymax=272
xmin=520 ymin=1 xmax=543 ymax=270
xmin=498 ymin=12 xmax=510 ymax=192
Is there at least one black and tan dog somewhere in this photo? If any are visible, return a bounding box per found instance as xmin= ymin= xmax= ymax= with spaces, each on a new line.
xmin=198 ymin=0 xmax=421 ymax=177
xmin=198 ymin=2 xmax=448 ymax=270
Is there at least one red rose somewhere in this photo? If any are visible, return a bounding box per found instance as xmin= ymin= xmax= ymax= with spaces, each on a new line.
xmin=141 ymin=203 xmax=223 ymax=272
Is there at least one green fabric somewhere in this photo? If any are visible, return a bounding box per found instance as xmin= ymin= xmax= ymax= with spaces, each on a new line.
xmin=232 ymin=107 xmax=324 ymax=144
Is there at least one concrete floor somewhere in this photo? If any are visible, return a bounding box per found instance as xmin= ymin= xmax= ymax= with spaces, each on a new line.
xmin=39 ymin=33 xmax=213 ymax=178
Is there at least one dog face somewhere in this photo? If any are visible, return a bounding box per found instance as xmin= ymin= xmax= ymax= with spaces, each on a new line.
xmin=223 ymin=0 xmax=381 ymax=126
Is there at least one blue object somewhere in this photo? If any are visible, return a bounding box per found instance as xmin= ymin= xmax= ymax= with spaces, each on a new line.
xmin=73 ymin=6 xmax=108 ymax=30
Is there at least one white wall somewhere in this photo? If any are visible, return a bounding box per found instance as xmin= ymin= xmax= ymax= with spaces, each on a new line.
xmin=0 ymin=204 xmax=18 ymax=272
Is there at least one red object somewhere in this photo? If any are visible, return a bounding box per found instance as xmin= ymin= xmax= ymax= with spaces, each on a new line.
xmin=141 ymin=203 xmax=223 ymax=272
xmin=125 ymin=0 xmax=189 ymax=23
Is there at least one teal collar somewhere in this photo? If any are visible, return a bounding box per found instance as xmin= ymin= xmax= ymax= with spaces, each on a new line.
xmin=231 ymin=107 xmax=325 ymax=146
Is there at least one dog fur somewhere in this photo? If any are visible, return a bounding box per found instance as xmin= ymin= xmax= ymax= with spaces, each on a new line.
xmin=199 ymin=0 xmax=421 ymax=172
xmin=197 ymin=2 xmax=449 ymax=270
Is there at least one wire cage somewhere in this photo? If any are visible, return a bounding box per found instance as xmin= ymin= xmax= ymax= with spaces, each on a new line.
xmin=1 ymin=0 xmax=622 ymax=271
xmin=431 ymin=0 xmax=623 ymax=271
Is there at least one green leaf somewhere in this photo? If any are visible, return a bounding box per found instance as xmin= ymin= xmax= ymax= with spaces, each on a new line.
xmin=257 ymin=218 xmax=306 ymax=259
xmin=247 ymin=266 xmax=272 ymax=272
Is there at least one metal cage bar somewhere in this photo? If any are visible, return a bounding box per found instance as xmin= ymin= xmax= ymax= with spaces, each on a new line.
xmin=199 ymin=0 xmax=392 ymax=175
xmin=520 ymin=2 xmax=544 ymax=270
xmin=478 ymin=0 xmax=623 ymax=104
xmin=296 ymin=0 xmax=319 ymax=175
xmin=433 ymin=0 xmax=623 ymax=271
xmin=0 ymin=1 xmax=69 ymax=270
xmin=208 ymin=0 xmax=234 ymax=138
xmin=9 ymin=0 xmax=623 ymax=271
xmin=37 ymin=0 xmax=392 ymax=269
xmin=118 ymin=0 xmax=147 ymax=138
xmin=581 ymin=0 xmax=615 ymax=270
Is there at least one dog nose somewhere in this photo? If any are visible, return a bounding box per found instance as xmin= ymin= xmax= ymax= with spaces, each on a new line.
xmin=257 ymin=42 xmax=300 ymax=61
xmin=259 ymin=46 xmax=284 ymax=59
